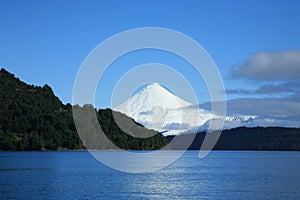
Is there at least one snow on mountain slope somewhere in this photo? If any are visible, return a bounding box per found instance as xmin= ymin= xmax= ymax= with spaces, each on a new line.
xmin=114 ymin=83 xmax=287 ymax=135
xmin=114 ymin=83 xmax=216 ymax=135
xmin=189 ymin=115 xmax=257 ymax=133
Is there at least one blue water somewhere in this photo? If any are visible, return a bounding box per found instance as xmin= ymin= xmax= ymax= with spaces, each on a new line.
xmin=0 ymin=151 xmax=300 ymax=199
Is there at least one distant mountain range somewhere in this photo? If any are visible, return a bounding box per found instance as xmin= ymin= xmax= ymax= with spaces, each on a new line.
xmin=1 ymin=68 xmax=300 ymax=151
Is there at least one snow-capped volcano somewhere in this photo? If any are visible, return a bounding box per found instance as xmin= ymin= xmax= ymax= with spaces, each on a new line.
xmin=114 ymin=83 xmax=293 ymax=135
xmin=114 ymin=83 xmax=216 ymax=135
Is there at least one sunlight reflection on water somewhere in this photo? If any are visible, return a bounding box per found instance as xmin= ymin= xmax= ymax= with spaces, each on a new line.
xmin=0 ymin=151 xmax=300 ymax=199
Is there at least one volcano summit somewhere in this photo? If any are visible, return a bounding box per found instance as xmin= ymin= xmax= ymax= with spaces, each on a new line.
xmin=114 ymin=83 xmax=215 ymax=135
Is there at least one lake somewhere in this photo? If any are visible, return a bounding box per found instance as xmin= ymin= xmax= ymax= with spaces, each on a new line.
xmin=0 ymin=151 xmax=299 ymax=199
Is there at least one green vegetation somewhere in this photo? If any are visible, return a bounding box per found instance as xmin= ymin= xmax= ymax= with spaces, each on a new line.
xmin=97 ymin=108 xmax=167 ymax=149
xmin=0 ymin=68 xmax=167 ymax=151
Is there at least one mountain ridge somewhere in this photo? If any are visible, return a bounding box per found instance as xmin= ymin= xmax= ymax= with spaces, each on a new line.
xmin=166 ymin=126 xmax=300 ymax=151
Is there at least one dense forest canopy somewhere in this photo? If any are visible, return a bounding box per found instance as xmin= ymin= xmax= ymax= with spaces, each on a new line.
xmin=0 ymin=68 xmax=167 ymax=151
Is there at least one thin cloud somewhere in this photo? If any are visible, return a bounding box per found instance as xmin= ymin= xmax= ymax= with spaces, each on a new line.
xmin=256 ymin=84 xmax=294 ymax=94
xmin=226 ymin=82 xmax=300 ymax=95
xmin=226 ymin=88 xmax=253 ymax=95
xmin=232 ymin=50 xmax=300 ymax=80
xmin=225 ymin=98 xmax=300 ymax=118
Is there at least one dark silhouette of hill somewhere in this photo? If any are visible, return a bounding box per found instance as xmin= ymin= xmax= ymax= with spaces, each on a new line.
xmin=0 ymin=68 xmax=167 ymax=151
xmin=166 ymin=126 xmax=300 ymax=151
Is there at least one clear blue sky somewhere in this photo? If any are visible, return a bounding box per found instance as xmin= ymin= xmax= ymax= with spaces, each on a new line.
xmin=1 ymin=0 xmax=300 ymax=111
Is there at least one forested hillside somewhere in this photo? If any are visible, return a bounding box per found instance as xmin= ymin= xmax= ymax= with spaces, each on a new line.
xmin=0 ymin=68 xmax=167 ymax=151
